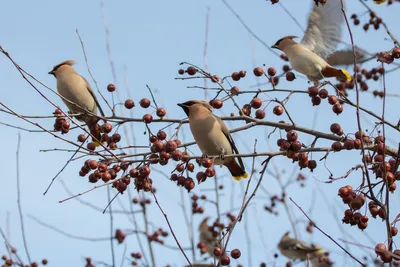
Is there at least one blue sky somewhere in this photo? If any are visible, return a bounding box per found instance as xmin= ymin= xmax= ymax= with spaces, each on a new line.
xmin=1 ymin=0 xmax=400 ymax=266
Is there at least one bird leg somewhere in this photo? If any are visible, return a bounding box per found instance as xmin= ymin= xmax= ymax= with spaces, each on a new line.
xmin=318 ymin=81 xmax=329 ymax=88
xmin=201 ymin=153 xmax=209 ymax=159
xmin=218 ymin=148 xmax=226 ymax=164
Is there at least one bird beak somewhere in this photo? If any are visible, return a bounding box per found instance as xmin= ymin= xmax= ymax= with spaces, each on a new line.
xmin=177 ymin=103 xmax=185 ymax=108
xmin=271 ymin=44 xmax=279 ymax=49
xmin=48 ymin=70 xmax=55 ymax=75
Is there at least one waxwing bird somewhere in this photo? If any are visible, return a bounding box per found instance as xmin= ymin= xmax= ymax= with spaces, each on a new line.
xmin=49 ymin=60 xmax=105 ymax=145
xmin=199 ymin=217 xmax=219 ymax=257
xmin=272 ymin=0 xmax=352 ymax=85
xmin=278 ymin=232 xmax=324 ymax=262
xmin=177 ymin=100 xmax=248 ymax=181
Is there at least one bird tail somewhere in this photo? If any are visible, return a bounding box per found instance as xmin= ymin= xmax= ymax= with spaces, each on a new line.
xmin=339 ymin=69 xmax=352 ymax=81
xmin=321 ymin=66 xmax=352 ymax=82
xmin=88 ymin=121 xmax=104 ymax=147
xmin=224 ymin=160 xmax=248 ymax=181
xmin=373 ymin=0 xmax=386 ymax=4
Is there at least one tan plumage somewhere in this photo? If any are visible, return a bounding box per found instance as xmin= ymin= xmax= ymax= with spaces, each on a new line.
xmin=272 ymin=0 xmax=352 ymax=84
xmin=49 ymin=60 xmax=104 ymax=145
xmin=278 ymin=232 xmax=324 ymax=262
xmin=178 ymin=100 xmax=248 ymax=181
xmin=326 ymin=48 xmax=366 ymax=66
xmin=199 ymin=217 xmax=218 ymax=257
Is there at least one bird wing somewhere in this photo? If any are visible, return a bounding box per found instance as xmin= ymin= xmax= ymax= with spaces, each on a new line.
xmin=326 ymin=48 xmax=366 ymax=66
xmin=81 ymin=76 xmax=105 ymax=117
xmin=214 ymin=115 xmax=245 ymax=170
xmin=300 ymin=0 xmax=345 ymax=59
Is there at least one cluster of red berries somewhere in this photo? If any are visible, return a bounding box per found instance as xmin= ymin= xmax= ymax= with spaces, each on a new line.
xmin=129 ymin=165 xmax=153 ymax=192
xmin=132 ymin=197 xmax=152 ymax=206
xmin=147 ymin=228 xmax=169 ymax=245
xmin=212 ymin=247 xmax=241 ymax=265
xmin=375 ymin=243 xmax=400 ymax=263
xmin=115 ymin=229 xmax=126 ymax=243
xmin=361 ymin=135 xmax=400 ymax=192
xmin=231 ymin=70 xmax=247 ymax=81
xmin=53 ymin=109 xmax=70 ymax=134
xmin=78 ymin=159 xmax=132 ymax=192
xmin=191 ymin=194 xmax=205 ymax=214
xmin=253 ymin=66 xmax=280 ymax=86
xmin=331 ymin=130 xmax=373 ymax=152
xmin=194 ymin=158 xmax=216 ymax=184
xmin=1 ymin=254 xmax=48 ymax=267
xmin=307 ymin=87 xmax=344 ymax=114
xmin=339 ymin=186 xmax=369 ymax=230
xmin=249 ymin=97 xmax=266 ymax=119
xmin=351 ymin=12 xmax=382 ymax=30
xmin=178 ymin=66 xmax=220 ymax=83
xmin=108 ymin=83 xmax=166 ymax=118
xmin=296 ymin=173 xmax=307 ymax=187
xmin=130 ymin=252 xmax=142 ymax=266
xmin=264 ymin=194 xmax=282 ymax=215
xmin=378 ymin=48 xmax=400 ymax=65
xmin=277 ymin=130 xmax=317 ymax=171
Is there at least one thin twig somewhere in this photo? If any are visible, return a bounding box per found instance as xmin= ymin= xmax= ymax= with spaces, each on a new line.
xmin=107 ymin=187 xmax=116 ymax=267
xmin=16 ymin=134 xmax=32 ymax=265
xmin=152 ymin=192 xmax=192 ymax=267
xmin=290 ymin=198 xmax=366 ymax=266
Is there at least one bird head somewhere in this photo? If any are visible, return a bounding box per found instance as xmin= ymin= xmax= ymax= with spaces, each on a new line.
xmin=271 ymin=36 xmax=299 ymax=51
xmin=48 ymin=60 xmax=76 ymax=77
xmin=177 ymin=100 xmax=212 ymax=116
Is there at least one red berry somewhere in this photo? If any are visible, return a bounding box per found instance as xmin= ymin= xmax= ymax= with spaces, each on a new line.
xmin=187 ymin=66 xmax=197 ymax=75
xmin=210 ymin=99 xmax=223 ymax=109
xmin=318 ymin=89 xmax=329 ymax=99
xmin=156 ymin=108 xmax=166 ymax=117
xmin=230 ymin=249 xmax=241 ymax=259
xmin=285 ymin=71 xmax=295 ymax=81
xmin=331 ymin=141 xmax=342 ymax=152
xmin=273 ymin=105 xmax=284 ymax=116
xmin=308 ymin=86 xmax=319 ymax=97
xmin=231 ymin=72 xmax=241 ymax=81
xmin=253 ymin=67 xmax=264 ymax=77
xmin=286 ymin=130 xmax=298 ymax=142
xmin=255 ymin=109 xmax=265 ymax=119
xmin=142 ymin=114 xmax=153 ymax=124
xmin=231 ymin=86 xmax=240 ymax=95
xmin=250 ymin=97 xmax=262 ymax=109
xmin=213 ymin=247 xmax=222 ymax=257
xmin=139 ymin=98 xmax=151 ymax=108
xmin=267 ymin=67 xmax=276 ymax=76
xmin=332 ymin=103 xmax=343 ymax=114
xmin=124 ymin=99 xmax=135 ymax=109
xmin=107 ymin=84 xmax=116 ymax=92
xmin=220 ymin=255 xmax=230 ymax=265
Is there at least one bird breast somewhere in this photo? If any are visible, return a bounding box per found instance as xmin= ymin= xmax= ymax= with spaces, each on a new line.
xmin=56 ymin=72 xmax=97 ymax=116
xmin=285 ymin=44 xmax=328 ymax=77
xmin=189 ymin=116 xmax=233 ymax=161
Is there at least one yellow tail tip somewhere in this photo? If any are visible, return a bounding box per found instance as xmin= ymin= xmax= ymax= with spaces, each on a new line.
xmin=341 ymin=69 xmax=352 ymax=81
xmin=233 ymin=173 xmax=249 ymax=181
xmin=93 ymin=140 xmax=105 ymax=147
xmin=373 ymin=0 xmax=386 ymax=4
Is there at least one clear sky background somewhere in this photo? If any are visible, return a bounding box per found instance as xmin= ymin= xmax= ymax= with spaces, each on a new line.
xmin=1 ymin=0 xmax=400 ymax=266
